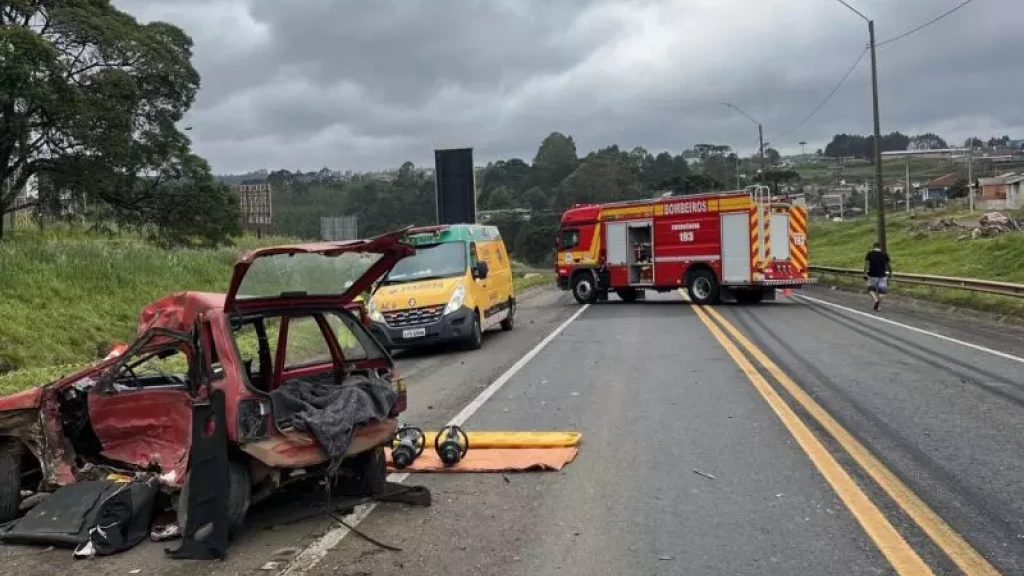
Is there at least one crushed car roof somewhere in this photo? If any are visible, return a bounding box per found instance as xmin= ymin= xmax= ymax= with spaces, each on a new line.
xmin=138 ymin=291 xmax=226 ymax=334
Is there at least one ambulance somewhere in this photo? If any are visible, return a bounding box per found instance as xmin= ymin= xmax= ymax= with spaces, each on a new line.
xmin=554 ymin=186 xmax=814 ymax=305
xmin=367 ymin=224 xmax=515 ymax=351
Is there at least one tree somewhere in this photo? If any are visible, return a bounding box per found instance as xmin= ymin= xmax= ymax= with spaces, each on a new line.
xmin=987 ymin=135 xmax=1010 ymax=149
xmin=910 ymin=133 xmax=948 ymax=150
xmin=0 ymin=1 xmax=232 ymax=243
xmin=764 ymin=148 xmax=781 ymax=164
xmin=762 ymin=169 xmax=801 ymax=194
xmin=484 ymin=186 xmax=513 ymax=209
xmin=948 ymin=178 xmax=969 ymax=199
xmin=964 ymin=136 xmax=984 ymax=150
xmin=556 ymin=157 xmax=621 ymax=208
xmin=522 ymin=186 xmax=549 ymax=212
xmin=532 ymin=132 xmax=579 ymax=190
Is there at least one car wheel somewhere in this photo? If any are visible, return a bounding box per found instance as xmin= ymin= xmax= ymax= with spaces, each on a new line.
xmin=465 ymin=311 xmax=484 ymax=350
xmin=500 ymin=299 xmax=515 ymax=331
xmin=615 ymin=288 xmax=638 ymax=303
xmin=177 ymin=460 xmax=251 ymax=539
xmin=0 ymin=446 xmax=21 ymax=523
xmin=686 ymin=269 xmax=720 ymax=305
xmin=334 ymin=447 xmax=387 ymax=497
xmin=571 ymin=272 xmax=598 ymax=304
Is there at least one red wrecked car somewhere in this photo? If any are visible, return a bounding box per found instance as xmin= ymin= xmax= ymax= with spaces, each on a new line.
xmin=0 ymin=229 xmax=416 ymax=530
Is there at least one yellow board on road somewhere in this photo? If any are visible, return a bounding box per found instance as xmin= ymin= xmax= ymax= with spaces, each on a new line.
xmin=421 ymin=430 xmax=582 ymax=449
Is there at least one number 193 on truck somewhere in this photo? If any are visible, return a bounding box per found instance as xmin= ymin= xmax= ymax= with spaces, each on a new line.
xmin=554 ymin=186 xmax=815 ymax=305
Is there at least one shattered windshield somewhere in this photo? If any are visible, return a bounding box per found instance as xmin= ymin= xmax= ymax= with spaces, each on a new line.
xmin=236 ymin=252 xmax=383 ymax=300
xmin=382 ymin=242 xmax=466 ymax=284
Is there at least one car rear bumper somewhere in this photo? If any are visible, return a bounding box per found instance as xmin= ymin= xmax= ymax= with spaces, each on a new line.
xmin=369 ymin=306 xmax=475 ymax=349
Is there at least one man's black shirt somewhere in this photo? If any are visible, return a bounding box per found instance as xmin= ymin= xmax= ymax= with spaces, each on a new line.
xmin=865 ymin=249 xmax=890 ymax=278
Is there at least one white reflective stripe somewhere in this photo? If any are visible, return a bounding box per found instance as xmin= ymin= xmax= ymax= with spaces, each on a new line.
xmin=655 ymin=255 xmax=721 ymax=263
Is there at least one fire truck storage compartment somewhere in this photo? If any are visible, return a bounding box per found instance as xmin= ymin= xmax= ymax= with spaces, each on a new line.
xmin=720 ymin=212 xmax=751 ymax=284
xmin=625 ymin=221 xmax=653 ymax=285
xmin=770 ymin=212 xmax=790 ymax=261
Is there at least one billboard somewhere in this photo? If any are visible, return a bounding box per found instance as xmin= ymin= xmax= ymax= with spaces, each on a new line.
xmin=320 ymin=215 xmax=359 ymax=241
xmin=434 ymin=148 xmax=476 ymax=225
xmin=235 ymin=183 xmax=273 ymax=228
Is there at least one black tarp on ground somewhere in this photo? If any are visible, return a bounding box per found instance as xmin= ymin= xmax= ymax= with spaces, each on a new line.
xmin=269 ymin=373 xmax=396 ymax=459
xmin=0 ymin=478 xmax=157 ymax=555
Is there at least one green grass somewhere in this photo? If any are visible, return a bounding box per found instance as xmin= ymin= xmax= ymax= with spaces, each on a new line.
xmin=0 ymin=230 xmax=553 ymax=395
xmin=809 ymin=208 xmax=1024 ymax=316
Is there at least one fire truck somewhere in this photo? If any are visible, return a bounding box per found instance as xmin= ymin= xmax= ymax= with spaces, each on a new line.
xmin=554 ymin=186 xmax=814 ymax=305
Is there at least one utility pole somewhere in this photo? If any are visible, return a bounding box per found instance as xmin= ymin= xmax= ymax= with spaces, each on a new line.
xmin=834 ymin=1 xmax=887 ymax=250
xmin=905 ymin=157 xmax=910 ymax=213
xmin=758 ymin=124 xmax=766 ymax=183
xmin=868 ymin=20 xmax=886 ymax=251
xmin=967 ymin=149 xmax=974 ymax=213
xmin=722 ymin=102 xmax=765 ymax=186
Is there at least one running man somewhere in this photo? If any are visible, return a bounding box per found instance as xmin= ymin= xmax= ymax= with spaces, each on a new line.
xmin=864 ymin=242 xmax=892 ymax=311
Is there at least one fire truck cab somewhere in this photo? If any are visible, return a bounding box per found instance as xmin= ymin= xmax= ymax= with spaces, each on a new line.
xmin=554 ymin=186 xmax=814 ymax=305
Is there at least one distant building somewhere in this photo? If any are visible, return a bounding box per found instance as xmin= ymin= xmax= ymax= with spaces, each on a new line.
xmin=921 ymin=173 xmax=959 ymax=201
xmin=978 ymin=172 xmax=1023 ymax=209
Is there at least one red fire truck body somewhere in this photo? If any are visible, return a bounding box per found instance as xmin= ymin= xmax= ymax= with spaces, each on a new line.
xmin=554 ymin=188 xmax=814 ymax=305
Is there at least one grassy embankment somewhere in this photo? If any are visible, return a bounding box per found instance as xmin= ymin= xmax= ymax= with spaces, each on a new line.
xmin=809 ymin=208 xmax=1024 ymax=316
xmin=0 ymin=230 xmax=552 ymax=394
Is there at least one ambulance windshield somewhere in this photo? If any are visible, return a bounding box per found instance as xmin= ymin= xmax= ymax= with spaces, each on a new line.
xmin=383 ymin=241 xmax=467 ymax=284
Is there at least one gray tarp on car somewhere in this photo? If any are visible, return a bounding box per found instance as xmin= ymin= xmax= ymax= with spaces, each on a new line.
xmin=269 ymin=373 xmax=396 ymax=459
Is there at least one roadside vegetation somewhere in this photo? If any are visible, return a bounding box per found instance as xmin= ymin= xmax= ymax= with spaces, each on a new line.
xmin=0 ymin=229 xmax=551 ymax=395
xmin=809 ymin=208 xmax=1024 ymax=316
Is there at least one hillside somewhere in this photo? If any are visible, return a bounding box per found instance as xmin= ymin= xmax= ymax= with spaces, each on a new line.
xmin=809 ymin=208 xmax=1024 ymax=314
xmin=0 ymin=231 xmax=550 ymax=394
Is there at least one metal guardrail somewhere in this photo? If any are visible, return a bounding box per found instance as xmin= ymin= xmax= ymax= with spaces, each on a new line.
xmin=809 ymin=266 xmax=1024 ymax=299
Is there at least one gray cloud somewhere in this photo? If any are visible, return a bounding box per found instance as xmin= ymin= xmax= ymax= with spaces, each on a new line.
xmin=114 ymin=0 xmax=1024 ymax=173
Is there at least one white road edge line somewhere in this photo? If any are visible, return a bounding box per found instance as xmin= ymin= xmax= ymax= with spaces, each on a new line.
xmin=796 ymin=294 xmax=1024 ymax=366
xmin=281 ymin=303 xmax=592 ymax=576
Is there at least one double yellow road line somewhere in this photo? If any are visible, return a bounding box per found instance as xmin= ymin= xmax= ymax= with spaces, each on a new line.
xmin=689 ymin=301 xmax=1001 ymax=576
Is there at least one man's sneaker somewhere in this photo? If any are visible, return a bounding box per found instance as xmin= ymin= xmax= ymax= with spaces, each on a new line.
xmin=873 ymin=301 xmax=880 ymax=311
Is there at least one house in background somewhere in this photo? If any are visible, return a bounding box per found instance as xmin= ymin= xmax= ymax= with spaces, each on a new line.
xmin=978 ymin=172 xmax=1023 ymax=209
xmin=920 ymin=173 xmax=959 ymax=201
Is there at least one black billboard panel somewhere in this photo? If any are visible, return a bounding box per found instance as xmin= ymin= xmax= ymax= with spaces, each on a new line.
xmin=434 ymin=148 xmax=476 ymax=225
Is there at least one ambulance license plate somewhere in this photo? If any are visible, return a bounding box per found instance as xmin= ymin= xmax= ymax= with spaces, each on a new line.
xmin=402 ymin=328 xmax=426 ymax=339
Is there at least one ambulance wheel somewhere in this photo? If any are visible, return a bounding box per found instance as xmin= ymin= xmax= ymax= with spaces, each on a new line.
xmin=734 ymin=290 xmax=764 ymax=304
xmin=465 ymin=311 xmax=484 ymax=350
xmin=571 ymin=272 xmax=598 ymax=304
xmin=500 ymin=299 xmax=515 ymax=331
xmin=686 ymin=269 xmax=720 ymax=305
xmin=615 ymin=288 xmax=638 ymax=303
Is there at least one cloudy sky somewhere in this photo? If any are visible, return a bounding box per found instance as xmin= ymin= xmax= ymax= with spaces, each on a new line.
xmin=114 ymin=0 xmax=1022 ymax=174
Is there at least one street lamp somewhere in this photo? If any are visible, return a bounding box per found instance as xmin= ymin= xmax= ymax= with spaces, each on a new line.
xmin=723 ymin=103 xmax=766 ymax=181
xmin=834 ymin=0 xmax=887 ymax=251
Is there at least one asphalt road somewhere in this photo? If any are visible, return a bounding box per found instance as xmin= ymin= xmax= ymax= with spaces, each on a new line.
xmin=4 ymin=285 xmax=1024 ymax=575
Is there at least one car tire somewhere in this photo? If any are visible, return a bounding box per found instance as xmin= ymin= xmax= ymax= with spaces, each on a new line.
xmin=615 ymin=288 xmax=638 ymax=303
xmin=686 ymin=269 xmax=720 ymax=305
xmin=734 ymin=289 xmax=764 ymax=304
xmin=465 ymin=311 xmax=484 ymax=350
xmin=177 ymin=460 xmax=251 ymax=539
xmin=0 ymin=445 xmax=21 ymax=523
xmin=500 ymin=299 xmax=515 ymax=331
xmin=571 ymin=272 xmax=598 ymax=304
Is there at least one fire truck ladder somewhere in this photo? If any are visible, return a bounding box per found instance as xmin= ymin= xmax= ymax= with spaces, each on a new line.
xmin=746 ymin=185 xmax=772 ymax=265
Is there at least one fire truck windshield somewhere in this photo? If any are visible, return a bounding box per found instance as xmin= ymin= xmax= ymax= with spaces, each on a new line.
xmin=382 ymin=241 xmax=467 ymax=284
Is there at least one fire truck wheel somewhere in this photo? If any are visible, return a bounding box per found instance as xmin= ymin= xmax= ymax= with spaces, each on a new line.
xmin=571 ymin=272 xmax=598 ymax=304
xmin=686 ymin=269 xmax=720 ymax=305
xmin=615 ymin=288 xmax=638 ymax=303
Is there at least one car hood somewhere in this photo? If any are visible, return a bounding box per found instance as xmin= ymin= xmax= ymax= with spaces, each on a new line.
xmin=371 ymin=277 xmax=463 ymax=311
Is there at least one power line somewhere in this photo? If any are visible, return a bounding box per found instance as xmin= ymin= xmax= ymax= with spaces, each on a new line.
xmin=878 ymin=0 xmax=981 ymax=47
xmin=772 ymin=47 xmax=869 ymax=143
